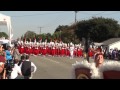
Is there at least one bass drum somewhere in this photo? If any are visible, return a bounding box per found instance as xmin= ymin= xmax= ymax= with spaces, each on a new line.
xmin=103 ymin=70 xmax=120 ymax=79
xmin=77 ymin=73 xmax=89 ymax=79
xmin=75 ymin=68 xmax=91 ymax=79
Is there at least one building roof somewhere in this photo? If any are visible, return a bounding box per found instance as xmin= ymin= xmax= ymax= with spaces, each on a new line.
xmin=102 ymin=38 xmax=120 ymax=46
xmin=94 ymin=42 xmax=103 ymax=46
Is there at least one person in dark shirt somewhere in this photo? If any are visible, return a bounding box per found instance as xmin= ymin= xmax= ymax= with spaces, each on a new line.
xmin=18 ymin=54 xmax=26 ymax=66
xmin=20 ymin=55 xmax=37 ymax=79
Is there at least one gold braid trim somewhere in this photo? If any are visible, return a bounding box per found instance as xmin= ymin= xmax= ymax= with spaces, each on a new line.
xmin=77 ymin=74 xmax=89 ymax=79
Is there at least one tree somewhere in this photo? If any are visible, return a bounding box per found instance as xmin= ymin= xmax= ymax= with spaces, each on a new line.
xmin=21 ymin=35 xmax=24 ymax=41
xmin=54 ymin=25 xmax=69 ymax=33
xmin=75 ymin=17 xmax=120 ymax=42
xmin=24 ymin=31 xmax=36 ymax=41
xmin=40 ymin=34 xmax=46 ymax=42
xmin=54 ymin=25 xmax=75 ymax=43
xmin=0 ymin=32 xmax=8 ymax=39
xmin=46 ymin=33 xmax=52 ymax=42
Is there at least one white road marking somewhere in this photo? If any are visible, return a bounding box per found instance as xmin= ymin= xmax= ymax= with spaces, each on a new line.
xmin=41 ymin=57 xmax=60 ymax=64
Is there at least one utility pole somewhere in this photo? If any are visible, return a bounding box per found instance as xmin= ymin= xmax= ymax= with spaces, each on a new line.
xmin=75 ymin=11 xmax=78 ymax=23
xmin=38 ymin=27 xmax=43 ymax=34
xmin=85 ymin=37 xmax=90 ymax=62
xmin=74 ymin=11 xmax=78 ymax=43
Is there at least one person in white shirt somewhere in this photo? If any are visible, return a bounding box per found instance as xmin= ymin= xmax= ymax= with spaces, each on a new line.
xmin=69 ymin=44 xmax=74 ymax=59
xmin=10 ymin=59 xmax=24 ymax=79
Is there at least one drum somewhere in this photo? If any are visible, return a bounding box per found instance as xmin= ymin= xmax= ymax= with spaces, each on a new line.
xmin=75 ymin=68 xmax=91 ymax=79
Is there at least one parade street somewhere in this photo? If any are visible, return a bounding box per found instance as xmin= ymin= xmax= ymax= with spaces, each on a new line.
xmin=30 ymin=56 xmax=88 ymax=79
xmin=30 ymin=56 xmax=119 ymax=79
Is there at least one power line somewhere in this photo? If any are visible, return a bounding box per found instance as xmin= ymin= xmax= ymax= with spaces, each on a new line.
xmin=92 ymin=11 xmax=106 ymax=16
xmin=79 ymin=11 xmax=107 ymax=15
xmin=96 ymin=11 xmax=119 ymax=15
xmin=11 ymin=11 xmax=70 ymax=17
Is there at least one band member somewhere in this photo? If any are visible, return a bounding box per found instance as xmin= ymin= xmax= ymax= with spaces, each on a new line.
xmin=55 ymin=45 xmax=58 ymax=56
xmin=34 ymin=46 xmax=39 ymax=56
xmin=28 ymin=46 xmax=32 ymax=55
xmin=94 ymin=53 xmax=104 ymax=68
xmin=51 ymin=45 xmax=55 ymax=57
xmin=38 ymin=44 xmax=42 ymax=55
xmin=89 ymin=49 xmax=93 ymax=58
xmin=42 ymin=45 xmax=47 ymax=57
xmin=25 ymin=45 xmax=29 ymax=55
xmin=66 ymin=45 xmax=70 ymax=57
xmin=69 ymin=43 xmax=74 ymax=59
xmin=20 ymin=44 xmax=24 ymax=55
xmin=74 ymin=45 xmax=77 ymax=57
xmin=61 ymin=45 xmax=65 ymax=57
xmin=77 ymin=46 xmax=83 ymax=57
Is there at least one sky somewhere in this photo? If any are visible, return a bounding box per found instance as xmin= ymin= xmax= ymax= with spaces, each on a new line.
xmin=0 ymin=11 xmax=120 ymax=39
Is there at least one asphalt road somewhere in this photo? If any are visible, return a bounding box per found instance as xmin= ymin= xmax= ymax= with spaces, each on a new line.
xmin=26 ymin=55 xmax=120 ymax=79
xmin=29 ymin=56 xmax=87 ymax=79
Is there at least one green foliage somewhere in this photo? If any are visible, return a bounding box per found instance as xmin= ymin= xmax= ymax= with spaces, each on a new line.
xmin=24 ymin=31 xmax=36 ymax=41
xmin=55 ymin=25 xmax=69 ymax=33
xmin=45 ymin=33 xmax=52 ymax=42
xmin=0 ymin=32 xmax=8 ymax=39
xmin=75 ymin=17 xmax=120 ymax=42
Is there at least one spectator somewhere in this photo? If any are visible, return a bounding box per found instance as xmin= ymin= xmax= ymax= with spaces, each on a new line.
xmin=103 ymin=47 xmax=108 ymax=59
xmin=18 ymin=54 xmax=26 ymax=66
xmin=20 ymin=55 xmax=37 ymax=79
xmin=118 ymin=50 xmax=120 ymax=60
xmin=13 ymin=44 xmax=20 ymax=60
xmin=0 ymin=62 xmax=6 ymax=79
xmin=10 ymin=59 xmax=24 ymax=79
xmin=0 ymin=44 xmax=6 ymax=79
xmin=5 ymin=46 xmax=13 ymax=63
xmin=0 ymin=44 xmax=6 ymax=62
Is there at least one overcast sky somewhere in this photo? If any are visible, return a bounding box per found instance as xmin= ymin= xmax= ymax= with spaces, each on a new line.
xmin=0 ymin=11 xmax=120 ymax=39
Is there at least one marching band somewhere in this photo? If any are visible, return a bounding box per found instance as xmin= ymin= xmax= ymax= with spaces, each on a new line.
xmin=17 ymin=39 xmax=102 ymax=59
